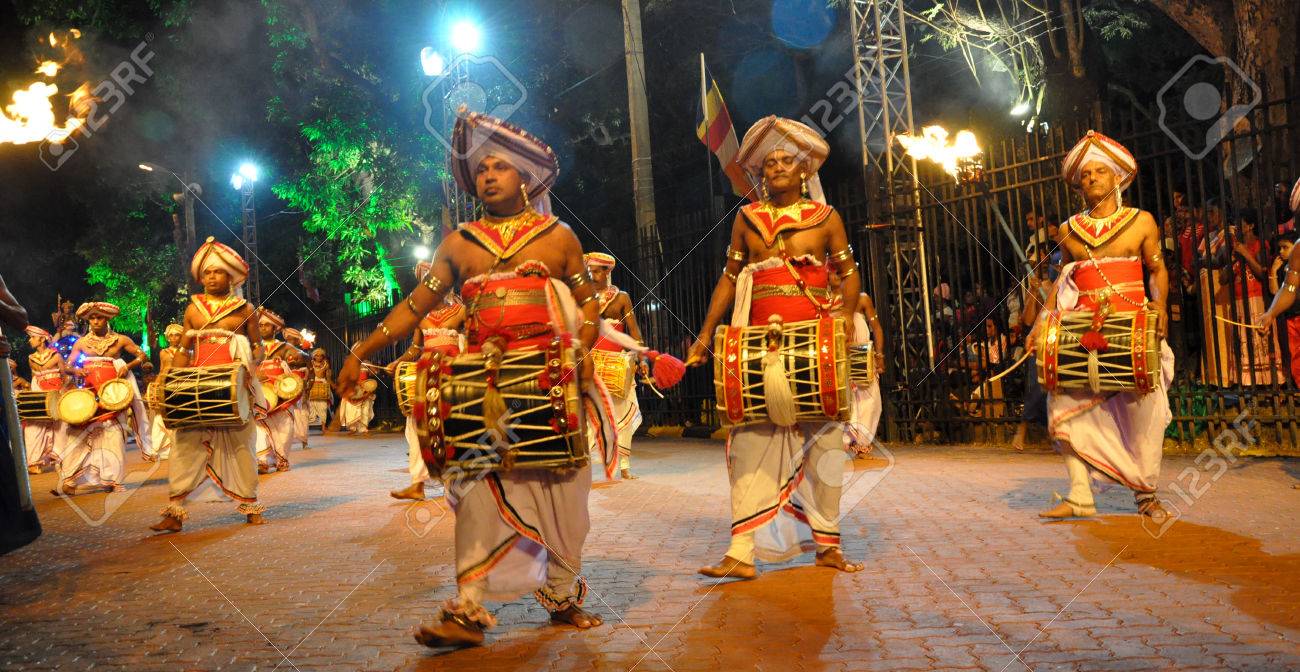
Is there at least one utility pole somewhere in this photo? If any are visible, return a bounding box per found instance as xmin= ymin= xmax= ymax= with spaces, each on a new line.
xmin=618 ymin=0 xmax=660 ymax=275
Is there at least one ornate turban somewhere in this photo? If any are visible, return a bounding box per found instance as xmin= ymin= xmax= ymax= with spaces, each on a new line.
xmin=736 ymin=116 xmax=830 ymax=204
xmin=311 ymin=348 xmax=326 ymax=358
xmin=25 ymin=326 xmax=52 ymax=342
xmin=75 ymin=301 xmax=120 ymax=320
xmin=258 ymin=308 xmax=285 ymax=330
xmin=283 ymin=327 xmax=302 ymax=341
xmin=584 ymin=252 xmax=616 ymax=269
xmin=164 ymin=323 xmax=184 ymax=341
xmin=1062 ymin=130 xmax=1137 ymax=191
xmin=191 ymin=236 xmax=250 ymax=287
xmin=450 ymin=107 xmax=560 ymax=214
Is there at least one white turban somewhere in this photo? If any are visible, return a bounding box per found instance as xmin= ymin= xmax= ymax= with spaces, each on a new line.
xmin=191 ymin=237 xmax=250 ymax=287
xmin=736 ymin=116 xmax=830 ymax=204
xmin=1062 ymin=130 xmax=1137 ymax=191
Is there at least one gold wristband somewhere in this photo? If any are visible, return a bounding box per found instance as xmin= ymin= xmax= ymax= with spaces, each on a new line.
xmin=1285 ymin=283 xmax=1298 ymax=293
xmin=830 ymin=246 xmax=854 ymax=263
xmin=405 ymin=296 xmax=420 ymax=314
xmin=726 ymin=246 xmax=745 ymax=262
xmin=581 ymin=319 xmax=598 ymax=329
xmin=566 ymin=270 xmax=593 ymax=290
xmin=723 ymin=268 xmax=738 ymax=283
xmin=577 ymin=294 xmax=597 ymax=307
xmin=422 ymin=273 xmax=444 ymax=294
xmin=377 ymin=323 xmax=393 ymax=339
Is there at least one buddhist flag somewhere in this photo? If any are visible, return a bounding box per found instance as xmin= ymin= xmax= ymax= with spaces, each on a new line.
xmin=697 ymin=56 xmax=754 ymax=199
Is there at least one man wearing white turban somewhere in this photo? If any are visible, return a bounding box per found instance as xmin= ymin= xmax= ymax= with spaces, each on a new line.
xmin=150 ymin=237 xmax=268 ymax=532
xmin=686 ymin=116 xmax=866 ymax=579
xmin=22 ymin=326 xmax=63 ymax=473
xmin=1030 ymin=130 xmax=1174 ymax=520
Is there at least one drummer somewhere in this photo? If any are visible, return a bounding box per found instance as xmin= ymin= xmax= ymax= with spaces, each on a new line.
xmin=829 ymin=269 xmax=885 ymax=454
xmin=337 ymin=109 xmax=611 ymax=646
xmin=282 ymin=327 xmax=312 ymax=451
xmin=685 ymin=116 xmax=865 ymax=579
xmin=335 ymin=341 xmax=376 ymax=435
xmin=307 ymin=348 xmax=332 ymax=429
xmin=54 ymin=301 xmax=150 ymax=494
xmin=387 ymin=266 xmax=465 ymax=501
xmin=254 ymin=309 xmax=297 ymax=473
xmin=145 ymin=323 xmax=187 ymax=462
xmin=22 ymin=326 xmax=64 ymax=474
xmin=584 ymin=252 xmax=647 ymax=480
xmin=1028 ymin=131 xmax=1173 ymax=519
xmin=150 ymin=237 xmax=267 ymax=532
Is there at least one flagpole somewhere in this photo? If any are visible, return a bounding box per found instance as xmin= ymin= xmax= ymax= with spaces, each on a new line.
xmin=700 ymin=53 xmax=716 ymax=220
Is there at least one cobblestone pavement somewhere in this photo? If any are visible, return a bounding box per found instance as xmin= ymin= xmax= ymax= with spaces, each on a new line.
xmin=1 ymin=432 xmax=1298 ymax=671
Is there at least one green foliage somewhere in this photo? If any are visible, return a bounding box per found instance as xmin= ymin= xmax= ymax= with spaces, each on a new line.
xmin=84 ymin=242 xmax=182 ymax=336
xmin=1083 ymin=0 xmax=1151 ymax=42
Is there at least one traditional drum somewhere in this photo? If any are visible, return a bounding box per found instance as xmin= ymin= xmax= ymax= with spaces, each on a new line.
xmin=145 ymin=380 xmax=164 ymax=411
xmin=15 ymin=390 xmax=55 ymax=421
xmin=1037 ymin=308 xmax=1160 ymax=394
xmin=155 ymin=363 xmax=253 ymax=430
xmin=394 ymin=361 xmax=419 ymax=417
xmin=848 ymin=343 xmax=878 ymax=386
xmin=97 ymin=378 xmax=135 ymax=412
xmin=57 ymin=388 xmax=98 ymax=425
xmin=415 ymin=338 xmax=589 ymax=476
xmin=81 ymin=357 xmax=119 ymax=389
xmin=351 ymin=378 xmax=378 ymax=400
xmin=274 ymin=373 xmax=303 ymax=402
xmin=309 ymin=380 xmax=331 ymax=401
xmin=713 ymin=317 xmax=850 ymax=426
xmin=591 ymin=349 xmax=634 ymax=399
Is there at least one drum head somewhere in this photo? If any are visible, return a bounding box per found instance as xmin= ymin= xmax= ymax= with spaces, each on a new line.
xmin=59 ymin=388 xmax=98 ymax=425
xmin=98 ymin=378 xmax=135 ymax=411
xmin=361 ymin=379 xmax=378 ymax=394
xmin=45 ymin=391 xmax=62 ymax=420
xmin=261 ymin=381 xmax=279 ymax=408
xmin=275 ymin=373 xmax=303 ymax=400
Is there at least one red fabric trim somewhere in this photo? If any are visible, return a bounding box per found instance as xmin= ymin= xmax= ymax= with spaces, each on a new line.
xmin=721 ymin=327 xmax=745 ymax=425
xmin=741 ymin=202 xmax=833 ymax=247
xmin=458 ymin=214 xmax=558 ymax=260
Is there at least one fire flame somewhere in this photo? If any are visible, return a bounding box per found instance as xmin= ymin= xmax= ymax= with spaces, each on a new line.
xmin=896 ymin=125 xmax=982 ymax=181
xmin=0 ymin=28 xmax=89 ymax=146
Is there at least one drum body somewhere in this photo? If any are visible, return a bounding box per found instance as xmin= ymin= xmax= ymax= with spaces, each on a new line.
xmin=1037 ymin=309 xmax=1160 ymax=394
xmin=258 ymin=359 xmax=288 ymax=380
xmin=713 ymin=317 xmax=850 ymax=426
xmin=58 ymin=388 xmax=98 ymax=425
xmin=418 ymin=338 xmax=589 ymax=476
xmin=395 ymin=361 xmax=418 ymax=417
xmin=261 ymin=382 xmax=280 ymax=409
xmin=848 ymin=343 xmax=878 ymax=386
xmin=157 ymin=364 xmax=253 ymax=430
xmin=82 ymin=357 xmax=119 ymax=389
xmin=16 ymin=391 xmax=55 ymax=421
xmin=309 ymin=380 xmax=331 ymax=401
xmin=145 ymin=381 xmax=164 ymax=411
xmin=98 ymin=378 xmax=135 ymax=412
xmin=591 ymin=349 xmax=634 ymax=399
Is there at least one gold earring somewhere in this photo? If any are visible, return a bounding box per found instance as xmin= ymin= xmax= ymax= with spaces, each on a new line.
xmin=800 ymin=172 xmax=809 ymax=197
xmin=520 ymin=184 xmax=531 ymax=211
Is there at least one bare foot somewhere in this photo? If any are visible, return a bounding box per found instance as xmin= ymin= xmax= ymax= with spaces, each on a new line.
xmin=550 ymin=604 xmax=604 ymax=629
xmin=1010 ymin=424 xmax=1028 ymax=452
xmin=1136 ymin=497 xmax=1170 ymax=519
xmin=620 ymin=468 xmax=638 ymax=480
xmin=413 ymin=614 xmax=486 ymax=648
xmin=815 ymin=547 xmax=864 ymax=572
xmin=390 ymin=482 xmax=425 ymax=501
xmin=698 ymin=555 xmax=756 ymax=580
xmin=257 ymin=463 xmax=270 ymax=475
xmin=246 ymin=513 xmax=266 ymax=525
xmin=149 ymin=516 xmax=183 ymax=533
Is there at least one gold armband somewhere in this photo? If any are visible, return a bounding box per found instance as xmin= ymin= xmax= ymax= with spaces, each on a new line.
xmin=838 ymin=265 xmax=858 ymax=278
xmin=831 ymin=247 xmax=854 ymax=263
xmin=576 ymin=293 xmax=597 ymax=307
xmin=726 ymin=246 xmax=745 ymax=262
xmin=405 ymin=296 xmax=420 ymax=314
xmin=378 ymin=323 xmax=393 ymax=339
xmin=422 ymin=272 xmax=444 ymax=294
xmin=566 ymin=270 xmax=593 ymax=290
xmin=1148 ymin=252 xmax=1163 ymax=266
xmin=1285 ymin=283 xmax=1298 ymax=293
xmin=723 ymin=267 xmax=738 ymax=283
xmin=581 ymin=319 xmax=598 ymax=329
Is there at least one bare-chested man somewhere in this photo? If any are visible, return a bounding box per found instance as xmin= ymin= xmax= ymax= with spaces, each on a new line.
xmin=685 ymin=116 xmax=865 ymax=579
xmin=585 ymin=252 xmax=649 ymax=480
xmin=1029 ymin=131 xmax=1173 ymax=519
xmin=1257 ymin=178 xmax=1300 ymax=353
xmin=337 ymin=109 xmax=610 ymax=647
xmin=282 ymin=327 xmax=312 ymax=450
xmin=830 ymin=269 xmax=886 ymax=453
xmin=55 ymin=302 xmax=151 ymax=494
xmin=22 ymin=326 xmax=64 ymax=473
xmin=146 ymin=323 xmax=186 ymax=461
xmin=150 ymin=237 xmax=267 ymax=532
xmin=254 ymin=309 xmax=299 ymax=473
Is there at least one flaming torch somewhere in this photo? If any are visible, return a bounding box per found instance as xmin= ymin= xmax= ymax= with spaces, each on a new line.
xmin=896 ymin=125 xmax=1033 ymax=277
xmin=0 ymin=30 xmax=91 ymax=147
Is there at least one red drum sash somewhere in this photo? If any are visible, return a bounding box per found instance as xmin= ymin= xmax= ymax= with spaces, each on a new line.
xmin=749 ymin=262 xmax=831 ymax=325
xmin=463 ymin=274 xmax=557 ymax=351
xmin=1073 ymin=259 xmax=1145 ymax=312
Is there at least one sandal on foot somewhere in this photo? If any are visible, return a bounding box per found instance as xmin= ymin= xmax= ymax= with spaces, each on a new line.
xmin=413 ymin=611 xmax=486 ymax=648
xmin=1038 ymin=493 xmax=1096 ymax=518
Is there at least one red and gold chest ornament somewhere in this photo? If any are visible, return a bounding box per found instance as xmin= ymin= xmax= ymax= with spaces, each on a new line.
xmin=1067 ymin=206 xmax=1140 ymax=249
xmin=192 ymin=294 xmax=248 ymax=327
xmin=741 ymin=199 xmax=834 ymax=247
xmin=459 ymin=210 xmax=559 ymax=260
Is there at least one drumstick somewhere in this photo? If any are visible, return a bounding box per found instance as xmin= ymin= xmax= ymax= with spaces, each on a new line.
xmin=1214 ymin=315 xmax=1264 ymax=330
xmin=987 ymin=351 xmax=1033 ymax=383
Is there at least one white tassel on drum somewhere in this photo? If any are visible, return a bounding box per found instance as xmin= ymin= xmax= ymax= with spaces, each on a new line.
xmin=762 ymin=316 xmax=798 ymax=427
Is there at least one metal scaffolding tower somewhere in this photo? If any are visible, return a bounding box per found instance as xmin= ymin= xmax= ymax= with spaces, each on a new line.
xmin=239 ymin=181 xmax=261 ymax=306
xmin=849 ymin=0 xmax=934 ymax=377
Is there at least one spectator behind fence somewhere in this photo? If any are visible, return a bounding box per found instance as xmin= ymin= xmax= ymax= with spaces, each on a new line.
xmin=1227 ymin=215 xmax=1281 ymax=386
xmin=1197 ymin=205 xmax=1233 ymax=386
xmin=1264 ymin=238 xmax=1300 ymax=385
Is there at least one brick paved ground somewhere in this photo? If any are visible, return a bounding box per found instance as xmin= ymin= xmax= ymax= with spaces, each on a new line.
xmin=1 ymin=432 xmax=1298 ymax=671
